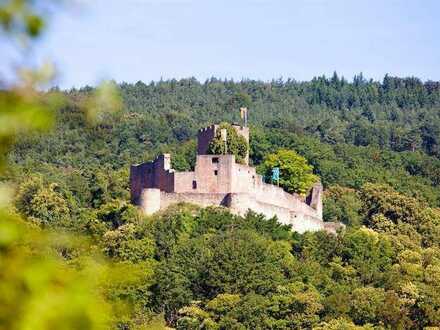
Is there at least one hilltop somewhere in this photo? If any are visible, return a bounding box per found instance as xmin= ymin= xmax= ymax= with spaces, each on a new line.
xmin=6 ymin=75 xmax=440 ymax=328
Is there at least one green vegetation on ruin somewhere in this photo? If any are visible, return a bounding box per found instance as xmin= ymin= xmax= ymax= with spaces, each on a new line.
xmin=206 ymin=122 xmax=249 ymax=164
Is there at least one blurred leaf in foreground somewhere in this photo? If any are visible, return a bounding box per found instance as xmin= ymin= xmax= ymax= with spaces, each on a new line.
xmin=0 ymin=2 xmax=128 ymax=329
xmin=0 ymin=212 xmax=111 ymax=330
xmin=84 ymin=80 xmax=123 ymax=125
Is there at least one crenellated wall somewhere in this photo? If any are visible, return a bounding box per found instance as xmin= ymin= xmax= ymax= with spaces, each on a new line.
xmin=197 ymin=125 xmax=217 ymax=155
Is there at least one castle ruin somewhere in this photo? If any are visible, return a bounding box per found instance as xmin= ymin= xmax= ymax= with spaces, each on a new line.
xmin=130 ymin=124 xmax=338 ymax=233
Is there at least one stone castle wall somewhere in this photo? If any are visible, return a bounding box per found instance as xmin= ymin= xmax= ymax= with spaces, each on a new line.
xmin=138 ymin=189 xmax=330 ymax=234
xmin=130 ymin=124 xmax=336 ymax=234
xmin=130 ymin=154 xmax=175 ymax=203
xmin=131 ymin=153 xmax=328 ymax=233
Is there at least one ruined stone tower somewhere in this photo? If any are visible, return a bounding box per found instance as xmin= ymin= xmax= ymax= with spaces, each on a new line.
xmin=197 ymin=124 xmax=250 ymax=165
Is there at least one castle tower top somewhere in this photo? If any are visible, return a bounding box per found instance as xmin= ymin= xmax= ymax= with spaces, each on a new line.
xmin=197 ymin=124 xmax=249 ymax=165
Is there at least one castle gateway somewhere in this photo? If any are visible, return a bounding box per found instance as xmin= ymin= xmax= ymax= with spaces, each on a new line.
xmin=130 ymin=124 xmax=338 ymax=234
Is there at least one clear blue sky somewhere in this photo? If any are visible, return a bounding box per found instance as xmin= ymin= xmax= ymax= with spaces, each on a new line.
xmin=2 ymin=0 xmax=440 ymax=88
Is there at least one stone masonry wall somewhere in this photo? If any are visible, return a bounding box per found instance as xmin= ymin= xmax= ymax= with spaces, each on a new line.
xmin=227 ymin=192 xmax=325 ymax=233
xmin=231 ymin=162 xmax=257 ymax=192
xmin=138 ymin=190 xmax=326 ymax=234
xmin=130 ymin=154 xmax=175 ymax=203
xmin=159 ymin=191 xmax=230 ymax=210
xmin=173 ymin=172 xmax=196 ymax=193
xmin=194 ymin=155 xmax=234 ymax=193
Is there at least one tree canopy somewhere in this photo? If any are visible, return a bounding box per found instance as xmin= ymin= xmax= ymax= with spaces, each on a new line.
xmin=207 ymin=122 xmax=249 ymax=164
xmin=258 ymin=149 xmax=318 ymax=195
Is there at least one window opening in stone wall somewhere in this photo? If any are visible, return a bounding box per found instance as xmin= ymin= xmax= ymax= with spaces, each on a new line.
xmin=192 ymin=180 xmax=197 ymax=189
xmin=214 ymin=170 xmax=218 ymax=176
xmin=212 ymin=157 xmax=219 ymax=163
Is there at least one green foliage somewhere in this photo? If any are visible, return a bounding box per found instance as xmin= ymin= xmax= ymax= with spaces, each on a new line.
xmin=170 ymin=139 xmax=197 ymax=171
xmin=314 ymin=318 xmax=374 ymax=329
xmin=341 ymin=228 xmax=394 ymax=284
xmin=101 ymin=260 xmax=158 ymax=328
xmin=0 ymin=4 xmax=163 ymax=327
xmin=228 ymin=91 xmax=252 ymax=109
xmin=349 ymin=287 xmax=386 ymax=324
xmin=10 ymin=77 xmax=440 ymax=207
xmin=15 ymin=176 xmax=73 ymax=227
xmin=0 ymin=0 xmax=48 ymax=39
xmin=324 ymin=186 xmax=362 ymax=227
xmin=148 ymin=204 xmax=199 ymax=260
xmin=27 ymin=183 xmax=70 ymax=225
xmin=156 ymin=228 xmax=294 ymax=304
xmin=0 ymin=214 xmax=111 ymax=330
xmin=360 ymin=183 xmax=440 ymax=248
xmin=8 ymin=175 xmax=440 ymax=329
xmin=135 ymin=198 xmax=440 ymax=328
xmin=259 ymin=148 xmax=318 ymax=195
xmin=96 ymin=199 xmax=139 ymax=229
xmin=102 ymin=224 xmax=155 ymax=262
xmin=174 ymin=283 xmax=324 ymax=329
xmin=0 ymin=89 xmax=58 ymax=172
xmin=207 ymin=123 xmax=248 ymax=164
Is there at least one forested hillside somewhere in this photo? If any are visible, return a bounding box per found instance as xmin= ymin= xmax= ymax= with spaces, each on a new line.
xmin=10 ymin=75 xmax=440 ymax=208
xmin=6 ymin=76 xmax=440 ymax=329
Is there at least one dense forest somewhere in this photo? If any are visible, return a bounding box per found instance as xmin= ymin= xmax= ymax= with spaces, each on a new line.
xmin=3 ymin=75 xmax=440 ymax=329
